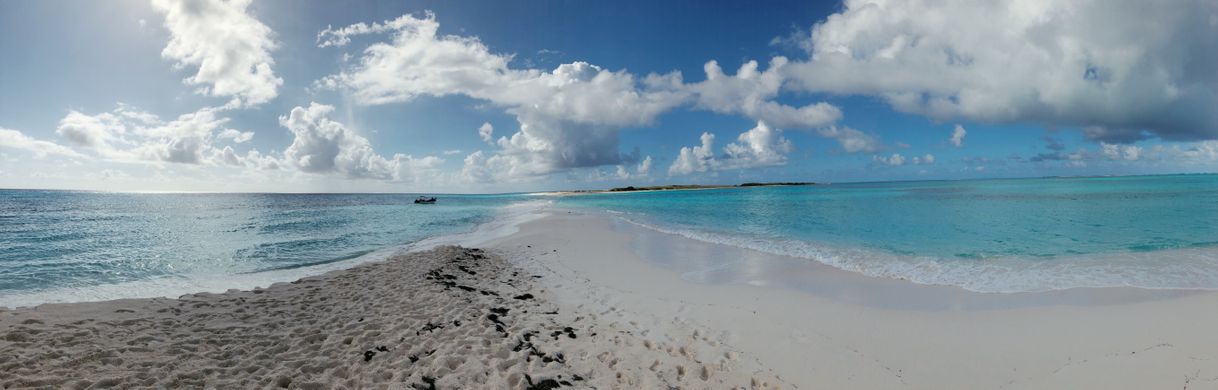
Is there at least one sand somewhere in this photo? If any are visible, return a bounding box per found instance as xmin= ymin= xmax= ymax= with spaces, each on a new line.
xmin=0 ymin=246 xmax=779 ymax=389
xmin=485 ymin=211 xmax=1218 ymax=389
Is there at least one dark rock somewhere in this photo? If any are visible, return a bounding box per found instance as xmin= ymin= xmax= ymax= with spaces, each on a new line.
xmin=525 ymin=374 xmax=564 ymax=390
xmin=417 ymin=322 xmax=444 ymax=335
xmin=411 ymin=376 xmax=437 ymax=390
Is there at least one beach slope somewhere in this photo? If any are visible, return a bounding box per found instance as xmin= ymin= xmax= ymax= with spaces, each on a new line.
xmin=0 ymin=246 xmax=777 ymax=389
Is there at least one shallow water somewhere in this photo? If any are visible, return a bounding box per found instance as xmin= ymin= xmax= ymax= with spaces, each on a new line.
xmin=559 ymin=175 xmax=1218 ymax=292
xmin=0 ymin=191 xmax=529 ymax=305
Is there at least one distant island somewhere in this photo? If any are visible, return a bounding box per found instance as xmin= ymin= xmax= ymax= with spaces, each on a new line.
xmin=601 ymin=182 xmax=815 ymax=193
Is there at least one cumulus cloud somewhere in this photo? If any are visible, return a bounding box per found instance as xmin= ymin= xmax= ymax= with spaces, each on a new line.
xmin=668 ymin=132 xmax=717 ymax=176
xmin=950 ymin=124 xmax=967 ymax=148
xmin=816 ymin=125 xmax=880 ymax=153
xmin=1100 ymin=142 xmax=1142 ymax=161
xmin=152 ymin=0 xmax=282 ymax=108
xmin=668 ymin=121 xmax=795 ymax=176
xmin=0 ymin=128 xmax=84 ymax=159
xmin=1157 ymin=141 xmax=1218 ymax=162
xmin=460 ymin=150 xmax=520 ymax=184
xmin=785 ymin=0 xmax=1218 ymax=142
xmin=610 ymin=155 xmax=654 ymax=180
xmin=873 ymin=153 xmax=906 ymax=166
xmin=56 ymin=110 xmax=126 ymax=149
xmin=318 ymin=13 xmax=688 ymax=178
xmin=218 ymin=129 xmax=254 ymax=143
xmin=317 ymin=12 xmax=862 ymax=181
xmin=279 ymin=102 xmax=443 ymax=181
xmin=636 ymin=155 xmax=653 ymax=176
xmin=875 ymin=152 xmax=936 ymax=166
xmin=723 ymin=121 xmax=793 ymax=168
xmin=688 ymin=58 xmax=842 ymax=129
xmin=478 ymin=122 xmax=494 ymax=144
xmin=55 ymin=105 xmax=236 ymax=164
xmin=1020 ymin=139 xmax=1218 ymax=169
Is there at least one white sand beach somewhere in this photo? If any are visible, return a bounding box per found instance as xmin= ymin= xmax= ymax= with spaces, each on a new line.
xmin=4 ymin=209 xmax=1218 ymax=389
xmin=0 ymin=245 xmax=779 ymax=389
xmin=485 ymin=211 xmax=1218 ymax=389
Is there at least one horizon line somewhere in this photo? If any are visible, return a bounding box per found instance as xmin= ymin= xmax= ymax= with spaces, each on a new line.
xmin=1 ymin=172 xmax=1214 ymax=196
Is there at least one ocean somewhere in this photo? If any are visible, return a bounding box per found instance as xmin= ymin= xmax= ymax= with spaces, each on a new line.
xmin=3 ymin=174 xmax=1216 ymax=306
xmin=0 ymin=191 xmax=537 ymax=306
xmin=558 ymin=174 xmax=1218 ymax=292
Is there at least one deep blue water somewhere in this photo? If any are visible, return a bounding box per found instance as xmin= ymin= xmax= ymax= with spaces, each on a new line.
xmin=0 ymin=191 xmax=526 ymax=305
xmin=559 ymin=175 xmax=1218 ymax=292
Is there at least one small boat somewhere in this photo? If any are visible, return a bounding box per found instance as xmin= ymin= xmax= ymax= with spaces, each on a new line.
xmin=414 ymin=196 xmax=437 ymax=204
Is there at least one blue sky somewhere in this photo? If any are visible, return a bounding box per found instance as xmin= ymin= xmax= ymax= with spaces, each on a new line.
xmin=1 ymin=0 xmax=1216 ymax=193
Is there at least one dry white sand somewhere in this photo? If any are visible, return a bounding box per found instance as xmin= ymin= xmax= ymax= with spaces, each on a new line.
xmin=0 ymin=246 xmax=779 ymax=389
xmin=485 ymin=211 xmax=1218 ymax=389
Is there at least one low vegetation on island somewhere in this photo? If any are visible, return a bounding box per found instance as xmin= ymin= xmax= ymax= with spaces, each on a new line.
xmin=604 ymin=182 xmax=815 ymax=193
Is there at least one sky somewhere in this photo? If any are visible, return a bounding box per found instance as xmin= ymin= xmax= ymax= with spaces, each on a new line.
xmin=1 ymin=0 xmax=1217 ymax=193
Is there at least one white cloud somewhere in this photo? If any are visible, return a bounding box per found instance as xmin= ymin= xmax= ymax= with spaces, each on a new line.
xmin=442 ymin=149 xmax=463 ymax=155
xmin=668 ymin=121 xmax=795 ymax=176
xmin=218 ymin=128 xmax=254 ymax=143
xmin=478 ymin=122 xmax=494 ymax=144
xmin=1167 ymin=141 xmax=1218 ymax=161
xmin=152 ymin=0 xmax=282 ymax=108
xmin=318 ymin=13 xmax=689 ymax=179
xmin=316 ymin=12 xmax=427 ymax=48
xmin=1100 ymin=142 xmax=1142 ymax=161
xmin=637 ymin=155 xmax=653 ymax=176
xmin=876 ymin=153 xmax=935 ymax=166
xmin=279 ymin=102 xmax=444 ymax=181
xmin=55 ymin=105 xmax=235 ymax=164
xmin=874 ymin=153 xmax=906 ymax=166
xmin=669 ymin=132 xmax=717 ymax=176
xmin=785 ymin=0 xmax=1218 ymax=142
xmin=950 ymin=124 xmax=967 ymax=148
xmin=615 ymin=165 xmax=631 ymax=180
xmin=0 ymin=128 xmax=84 ymax=159
xmin=460 ymin=150 xmax=521 ymax=184
xmin=723 ymin=121 xmax=793 ymax=168
xmin=816 ymin=125 xmax=881 ymax=153
xmin=613 ymin=155 xmax=654 ymax=180
xmin=56 ymin=110 xmax=125 ymax=149
xmin=689 ymin=58 xmax=842 ymax=129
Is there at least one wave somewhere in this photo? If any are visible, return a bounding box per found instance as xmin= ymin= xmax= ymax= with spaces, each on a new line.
xmin=609 ymin=212 xmax=1218 ymax=293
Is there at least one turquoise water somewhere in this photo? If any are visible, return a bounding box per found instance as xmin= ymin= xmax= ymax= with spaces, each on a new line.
xmin=559 ymin=175 xmax=1218 ymax=292
xmin=4 ymin=175 xmax=1216 ymax=303
xmin=0 ymin=191 xmax=530 ymax=305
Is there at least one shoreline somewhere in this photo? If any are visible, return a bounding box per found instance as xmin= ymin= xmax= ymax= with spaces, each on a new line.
xmin=4 ymin=207 xmax=1218 ymax=387
xmin=486 ymin=211 xmax=1218 ymax=388
xmin=0 ymin=246 xmax=781 ymax=389
xmin=0 ymin=200 xmax=554 ymax=309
